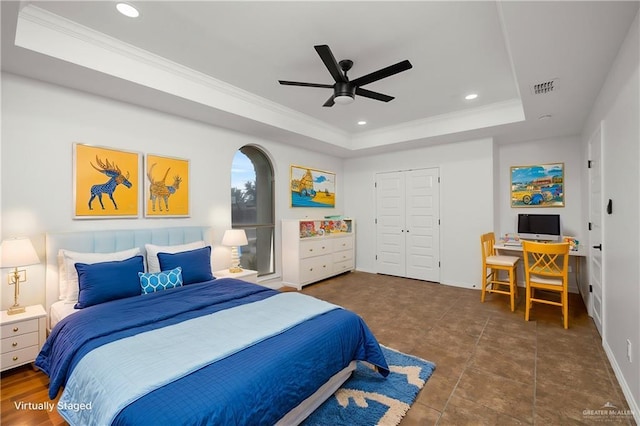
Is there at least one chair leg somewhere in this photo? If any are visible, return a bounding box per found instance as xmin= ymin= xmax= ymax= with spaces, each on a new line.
xmin=481 ymin=267 xmax=487 ymax=302
xmin=563 ymin=289 xmax=569 ymax=329
xmin=525 ymin=285 xmax=531 ymax=321
xmin=509 ymin=268 xmax=515 ymax=312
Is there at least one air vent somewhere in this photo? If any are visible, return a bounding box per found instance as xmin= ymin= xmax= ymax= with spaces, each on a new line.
xmin=531 ymin=79 xmax=557 ymax=95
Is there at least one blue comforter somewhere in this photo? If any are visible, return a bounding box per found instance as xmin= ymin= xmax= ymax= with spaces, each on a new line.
xmin=36 ymin=278 xmax=389 ymax=425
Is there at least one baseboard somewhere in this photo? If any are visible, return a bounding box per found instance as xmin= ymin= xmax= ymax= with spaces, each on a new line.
xmin=603 ymin=339 xmax=640 ymax=424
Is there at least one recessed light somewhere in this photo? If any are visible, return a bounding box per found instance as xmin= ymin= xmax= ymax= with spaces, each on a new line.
xmin=357 ymin=120 xmax=367 ymax=126
xmin=116 ymin=3 xmax=140 ymax=18
xmin=465 ymin=93 xmax=478 ymax=100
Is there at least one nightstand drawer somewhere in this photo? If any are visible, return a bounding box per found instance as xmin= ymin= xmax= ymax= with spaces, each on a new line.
xmin=1 ymin=319 xmax=38 ymax=337
xmin=2 ymin=332 xmax=39 ymax=354
xmin=1 ymin=345 xmax=39 ymax=370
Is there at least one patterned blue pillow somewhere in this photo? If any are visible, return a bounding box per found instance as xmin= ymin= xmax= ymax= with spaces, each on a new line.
xmin=138 ymin=267 xmax=183 ymax=294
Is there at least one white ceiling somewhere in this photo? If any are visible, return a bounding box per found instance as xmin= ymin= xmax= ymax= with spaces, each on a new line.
xmin=1 ymin=1 xmax=638 ymax=157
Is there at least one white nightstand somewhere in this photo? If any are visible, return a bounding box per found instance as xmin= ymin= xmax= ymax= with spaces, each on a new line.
xmin=214 ymin=269 xmax=258 ymax=284
xmin=1 ymin=305 xmax=47 ymax=372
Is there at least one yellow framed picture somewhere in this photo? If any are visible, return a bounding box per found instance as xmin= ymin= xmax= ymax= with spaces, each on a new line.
xmin=290 ymin=165 xmax=335 ymax=208
xmin=74 ymin=143 xmax=139 ymax=218
xmin=144 ymin=154 xmax=189 ymax=217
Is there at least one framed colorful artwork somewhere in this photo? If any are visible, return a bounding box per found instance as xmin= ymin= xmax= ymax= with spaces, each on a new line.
xmin=73 ymin=143 xmax=140 ymax=219
xmin=510 ymin=163 xmax=564 ymax=207
xmin=144 ymin=154 xmax=190 ymax=217
xmin=290 ymin=165 xmax=335 ymax=208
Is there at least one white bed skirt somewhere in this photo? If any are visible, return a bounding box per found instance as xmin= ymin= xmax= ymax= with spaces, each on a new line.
xmin=276 ymin=361 xmax=356 ymax=425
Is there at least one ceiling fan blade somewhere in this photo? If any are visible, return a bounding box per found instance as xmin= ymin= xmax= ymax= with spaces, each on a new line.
xmin=351 ymin=60 xmax=413 ymax=87
xmin=323 ymin=95 xmax=335 ymax=107
xmin=278 ymin=80 xmax=334 ymax=88
xmin=314 ymin=45 xmax=347 ymax=83
xmin=355 ymin=87 xmax=394 ymax=102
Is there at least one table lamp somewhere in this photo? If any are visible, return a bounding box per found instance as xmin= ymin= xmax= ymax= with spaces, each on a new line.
xmin=222 ymin=230 xmax=248 ymax=273
xmin=1 ymin=237 xmax=40 ymax=315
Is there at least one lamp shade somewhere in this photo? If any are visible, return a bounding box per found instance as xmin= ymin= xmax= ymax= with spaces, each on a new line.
xmin=222 ymin=230 xmax=248 ymax=247
xmin=1 ymin=237 xmax=40 ymax=268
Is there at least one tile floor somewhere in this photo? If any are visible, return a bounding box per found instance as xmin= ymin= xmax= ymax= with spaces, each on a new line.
xmin=297 ymin=271 xmax=636 ymax=425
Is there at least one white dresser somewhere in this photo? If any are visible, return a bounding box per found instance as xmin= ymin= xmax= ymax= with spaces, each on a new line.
xmin=282 ymin=219 xmax=355 ymax=290
xmin=1 ymin=305 xmax=47 ymax=371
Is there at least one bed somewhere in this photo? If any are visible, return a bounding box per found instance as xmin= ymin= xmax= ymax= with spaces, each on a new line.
xmin=37 ymin=227 xmax=389 ymax=425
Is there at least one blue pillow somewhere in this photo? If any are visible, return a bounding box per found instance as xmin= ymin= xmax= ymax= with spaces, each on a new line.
xmin=157 ymin=246 xmax=214 ymax=285
xmin=138 ymin=267 xmax=183 ymax=294
xmin=75 ymin=255 xmax=144 ymax=309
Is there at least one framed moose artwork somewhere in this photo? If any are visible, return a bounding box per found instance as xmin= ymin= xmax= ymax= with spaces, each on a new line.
xmin=144 ymin=154 xmax=189 ymax=217
xmin=73 ymin=143 xmax=140 ymax=219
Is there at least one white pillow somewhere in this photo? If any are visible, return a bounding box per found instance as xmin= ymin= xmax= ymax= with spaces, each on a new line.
xmin=145 ymin=241 xmax=206 ymax=273
xmin=58 ymin=247 xmax=141 ymax=303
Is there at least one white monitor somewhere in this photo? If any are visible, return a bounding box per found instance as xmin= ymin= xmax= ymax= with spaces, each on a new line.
xmin=517 ymin=214 xmax=561 ymax=241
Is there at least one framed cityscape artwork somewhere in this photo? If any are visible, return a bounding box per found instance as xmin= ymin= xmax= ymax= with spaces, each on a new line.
xmin=510 ymin=163 xmax=564 ymax=207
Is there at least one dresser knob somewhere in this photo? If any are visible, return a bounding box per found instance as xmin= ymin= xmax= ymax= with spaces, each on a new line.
xmin=12 ymin=356 xmax=18 ymax=361
xmin=12 ymin=342 xmax=18 ymax=347
xmin=13 ymin=327 xmax=19 ymax=332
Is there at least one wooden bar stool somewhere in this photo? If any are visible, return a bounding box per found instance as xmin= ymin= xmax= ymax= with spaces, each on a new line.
xmin=480 ymin=232 xmax=520 ymax=311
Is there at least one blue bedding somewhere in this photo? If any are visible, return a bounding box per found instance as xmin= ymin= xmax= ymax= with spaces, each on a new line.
xmin=36 ymin=278 xmax=389 ymax=425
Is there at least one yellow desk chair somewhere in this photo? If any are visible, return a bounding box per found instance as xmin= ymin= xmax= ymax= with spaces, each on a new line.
xmin=522 ymin=240 xmax=570 ymax=329
xmin=480 ymin=232 xmax=520 ymax=311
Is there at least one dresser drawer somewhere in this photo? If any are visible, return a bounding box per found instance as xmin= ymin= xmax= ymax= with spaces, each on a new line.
xmin=1 ymin=319 xmax=38 ymax=337
xmin=332 ymin=237 xmax=353 ymax=252
xmin=1 ymin=345 xmax=39 ymax=371
xmin=300 ymin=240 xmax=331 ymax=259
xmin=333 ymin=259 xmax=355 ymax=275
xmin=332 ymin=249 xmax=353 ymax=264
xmin=300 ymin=254 xmax=332 ymax=283
xmin=1 ymin=332 xmax=38 ymax=354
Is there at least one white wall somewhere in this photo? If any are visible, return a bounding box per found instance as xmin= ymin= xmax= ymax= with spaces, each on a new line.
xmin=496 ymin=136 xmax=586 ymax=290
xmin=496 ymin=136 xmax=585 ymax=239
xmin=581 ymin=11 xmax=639 ymax=420
xmin=0 ymin=73 xmax=346 ymax=309
xmin=343 ymin=138 xmax=494 ymax=289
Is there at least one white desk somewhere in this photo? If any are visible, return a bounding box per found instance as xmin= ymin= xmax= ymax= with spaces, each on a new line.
xmin=494 ymin=242 xmax=587 ymax=257
xmin=494 ymin=242 xmax=586 ymax=288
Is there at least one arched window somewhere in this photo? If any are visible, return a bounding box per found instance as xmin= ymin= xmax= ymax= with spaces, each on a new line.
xmin=231 ymin=146 xmax=275 ymax=276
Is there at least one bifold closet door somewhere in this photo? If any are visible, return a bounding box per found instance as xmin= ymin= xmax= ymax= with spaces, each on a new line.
xmin=376 ymin=171 xmax=407 ymax=277
xmin=375 ymin=169 xmax=440 ymax=282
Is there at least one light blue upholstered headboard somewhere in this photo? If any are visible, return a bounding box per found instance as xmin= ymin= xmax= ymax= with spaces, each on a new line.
xmin=45 ymin=227 xmax=213 ymax=314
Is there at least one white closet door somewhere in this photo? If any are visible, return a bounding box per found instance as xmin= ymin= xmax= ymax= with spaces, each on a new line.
xmin=375 ymin=171 xmax=406 ymax=276
xmin=405 ymin=169 xmax=440 ymax=282
xmin=375 ymin=168 xmax=440 ymax=282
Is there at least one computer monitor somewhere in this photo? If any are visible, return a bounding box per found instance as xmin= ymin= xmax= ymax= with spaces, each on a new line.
xmin=517 ymin=214 xmax=561 ymax=241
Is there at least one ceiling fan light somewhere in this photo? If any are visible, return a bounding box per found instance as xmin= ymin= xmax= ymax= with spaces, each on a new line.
xmin=334 ymin=95 xmax=354 ymax=105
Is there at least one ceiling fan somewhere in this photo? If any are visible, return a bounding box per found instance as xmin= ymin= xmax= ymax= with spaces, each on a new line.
xmin=278 ymin=45 xmax=412 ymax=107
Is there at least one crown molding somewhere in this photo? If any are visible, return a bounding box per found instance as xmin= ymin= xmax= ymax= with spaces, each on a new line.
xmin=15 ymin=4 xmax=351 ymax=148
xmin=350 ymin=98 xmax=525 ymax=150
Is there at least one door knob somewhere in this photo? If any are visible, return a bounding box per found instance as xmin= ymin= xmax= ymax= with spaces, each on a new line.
xmin=592 ymin=244 xmax=602 ymax=250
